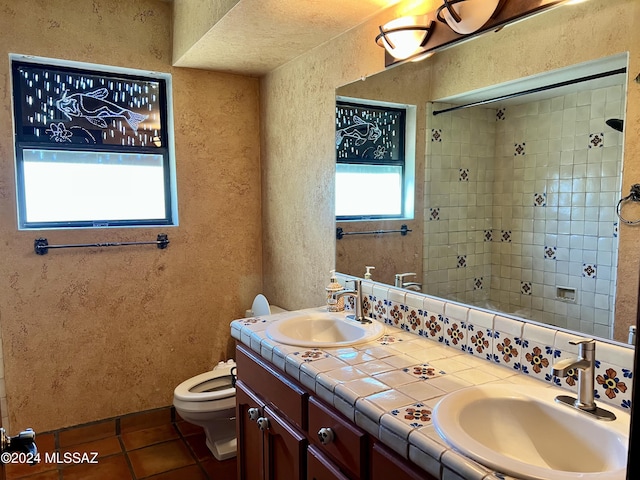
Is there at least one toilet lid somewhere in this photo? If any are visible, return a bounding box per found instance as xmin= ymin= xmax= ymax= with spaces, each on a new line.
xmin=174 ymin=370 xmax=235 ymax=402
xmin=252 ymin=294 xmax=271 ymax=316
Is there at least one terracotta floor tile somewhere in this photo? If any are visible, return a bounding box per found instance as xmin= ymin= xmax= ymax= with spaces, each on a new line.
xmin=183 ymin=433 xmax=214 ymax=462
xmin=6 ymin=470 xmax=61 ymax=480
xmin=174 ymin=421 xmax=203 ymax=437
xmin=121 ymin=424 xmax=179 ymax=451
xmin=127 ymin=439 xmax=195 ymax=478
xmin=5 ymin=433 xmax=57 ymax=479
xmin=121 ymin=408 xmax=172 ymax=434
xmin=200 ymin=457 xmax=236 ymax=480
xmin=58 ymin=420 xmax=116 ymax=448
xmin=145 ymin=464 xmax=207 ymax=480
xmin=60 ymin=454 xmax=132 ymax=480
xmin=59 ymin=436 xmax=123 ymax=460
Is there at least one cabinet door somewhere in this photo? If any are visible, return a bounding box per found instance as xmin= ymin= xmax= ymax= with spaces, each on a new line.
xmin=263 ymin=405 xmax=307 ymax=480
xmin=236 ymin=380 xmax=265 ymax=480
xmin=371 ymin=442 xmax=438 ymax=480
xmin=308 ymin=396 xmax=367 ymax=479
xmin=307 ymin=445 xmax=351 ymax=480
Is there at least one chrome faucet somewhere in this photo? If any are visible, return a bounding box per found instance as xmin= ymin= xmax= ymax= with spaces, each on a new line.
xmin=394 ymin=272 xmax=422 ymax=291
xmin=551 ymin=339 xmax=615 ymax=421
xmin=394 ymin=272 xmax=416 ymax=288
xmin=331 ymin=279 xmax=371 ymax=324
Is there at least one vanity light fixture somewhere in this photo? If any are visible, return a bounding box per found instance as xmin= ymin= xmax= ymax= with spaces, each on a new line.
xmin=436 ymin=0 xmax=507 ymax=35
xmin=375 ymin=15 xmax=435 ymax=60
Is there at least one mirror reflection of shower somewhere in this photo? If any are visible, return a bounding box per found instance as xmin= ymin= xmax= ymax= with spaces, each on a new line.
xmin=423 ymin=54 xmax=627 ymax=339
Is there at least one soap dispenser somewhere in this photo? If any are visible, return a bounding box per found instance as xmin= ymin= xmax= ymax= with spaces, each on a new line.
xmin=326 ymin=270 xmax=344 ymax=312
xmin=364 ymin=266 xmax=375 ymax=280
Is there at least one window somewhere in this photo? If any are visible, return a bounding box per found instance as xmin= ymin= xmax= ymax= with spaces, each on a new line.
xmin=335 ymin=99 xmax=414 ymax=221
xmin=11 ymin=55 xmax=177 ymax=229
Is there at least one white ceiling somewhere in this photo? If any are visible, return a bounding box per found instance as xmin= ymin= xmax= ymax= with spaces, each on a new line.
xmin=172 ymin=0 xmax=399 ymax=76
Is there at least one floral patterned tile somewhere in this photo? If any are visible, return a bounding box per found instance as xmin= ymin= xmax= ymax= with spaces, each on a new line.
xmin=594 ymin=363 xmax=632 ymax=410
xmin=375 ymin=334 xmax=406 ymax=346
xmin=369 ymin=295 xmax=389 ymax=323
xmin=419 ymin=312 xmax=444 ymax=342
xmin=387 ymin=302 xmax=409 ymax=330
xmin=464 ymin=324 xmax=493 ymax=358
xmin=388 ymin=402 xmax=435 ymax=429
xmin=441 ymin=318 xmax=467 ymax=352
xmin=402 ymin=363 xmax=446 ymax=381
xmin=404 ymin=307 xmax=423 ymax=334
xmin=490 ymin=316 xmax=525 ymax=368
xmin=516 ymin=341 xmax=558 ymax=384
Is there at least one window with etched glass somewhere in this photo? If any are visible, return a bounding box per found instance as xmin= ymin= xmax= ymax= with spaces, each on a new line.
xmin=335 ymin=100 xmax=407 ymax=220
xmin=11 ymin=56 xmax=177 ymax=229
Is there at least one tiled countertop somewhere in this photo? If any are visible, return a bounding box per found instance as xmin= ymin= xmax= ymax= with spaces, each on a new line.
xmin=230 ymin=306 xmax=630 ymax=480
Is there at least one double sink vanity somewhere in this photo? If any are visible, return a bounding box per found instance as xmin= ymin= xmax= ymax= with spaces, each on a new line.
xmin=231 ymin=294 xmax=630 ymax=480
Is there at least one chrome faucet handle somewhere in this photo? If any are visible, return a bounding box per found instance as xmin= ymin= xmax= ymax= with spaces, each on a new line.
xmin=569 ymin=338 xmax=594 ymax=344
xmin=569 ymin=338 xmax=595 ymax=352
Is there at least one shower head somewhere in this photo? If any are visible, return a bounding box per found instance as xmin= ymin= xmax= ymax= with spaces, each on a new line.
xmin=606 ymin=118 xmax=624 ymax=132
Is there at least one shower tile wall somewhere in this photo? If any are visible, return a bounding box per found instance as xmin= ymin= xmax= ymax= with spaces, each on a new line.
xmin=424 ymin=83 xmax=624 ymax=337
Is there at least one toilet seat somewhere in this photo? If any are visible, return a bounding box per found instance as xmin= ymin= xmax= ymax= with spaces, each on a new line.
xmin=174 ymin=369 xmax=235 ymax=403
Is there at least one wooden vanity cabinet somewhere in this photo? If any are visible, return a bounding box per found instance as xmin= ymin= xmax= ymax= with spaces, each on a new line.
xmin=236 ymin=380 xmax=265 ymax=480
xmin=308 ymin=445 xmax=351 ymax=480
xmin=371 ymin=441 xmax=437 ymax=480
xmin=235 ymin=343 xmax=437 ymax=480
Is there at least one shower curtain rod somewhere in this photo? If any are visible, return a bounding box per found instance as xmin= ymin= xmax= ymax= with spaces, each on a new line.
xmin=432 ymin=67 xmax=627 ymax=116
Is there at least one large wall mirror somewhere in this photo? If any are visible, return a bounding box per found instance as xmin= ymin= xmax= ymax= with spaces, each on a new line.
xmin=336 ymin=46 xmax=631 ymax=344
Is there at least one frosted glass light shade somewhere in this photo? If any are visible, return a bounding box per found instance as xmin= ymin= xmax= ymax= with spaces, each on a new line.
xmin=375 ymin=16 xmax=434 ymax=60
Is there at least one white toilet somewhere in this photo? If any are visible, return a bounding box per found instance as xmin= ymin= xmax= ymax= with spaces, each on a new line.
xmin=173 ymin=295 xmax=286 ymax=461
xmin=173 ymin=359 xmax=237 ymax=461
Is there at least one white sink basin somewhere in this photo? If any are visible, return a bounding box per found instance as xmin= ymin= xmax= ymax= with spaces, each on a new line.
xmin=432 ymin=384 xmax=629 ymax=480
xmin=265 ymin=311 xmax=385 ymax=347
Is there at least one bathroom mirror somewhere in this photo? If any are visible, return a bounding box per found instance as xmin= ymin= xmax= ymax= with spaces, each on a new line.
xmin=336 ymin=52 xmax=629 ymax=343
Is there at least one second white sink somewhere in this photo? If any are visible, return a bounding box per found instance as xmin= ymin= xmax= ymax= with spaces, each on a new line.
xmin=265 ymin=311 xmax=385 ymax=347
xmin=433 ymin=384 xmax=629 ymax=480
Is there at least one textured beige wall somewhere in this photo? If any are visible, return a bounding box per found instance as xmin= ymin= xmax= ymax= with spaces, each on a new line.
xmin=172 ymin=0 xmax=240 ymax=63
xmin=262 ymin=0 xmax=640 ymax=342
xmin=0 ymin=0 xmax=261 ymax=432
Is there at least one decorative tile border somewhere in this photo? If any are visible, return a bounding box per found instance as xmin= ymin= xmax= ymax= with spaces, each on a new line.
xmin=345 ymin=275 xmax=634 ymax=411
xmin=245 ymin=274 xmax=635 ymax=415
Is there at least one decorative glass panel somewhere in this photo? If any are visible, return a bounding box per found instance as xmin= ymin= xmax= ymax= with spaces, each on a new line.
xmin=336 ymin=102 xmax=405 ymax=162
xmin=13 ymin=61 xmax=166 ymax=149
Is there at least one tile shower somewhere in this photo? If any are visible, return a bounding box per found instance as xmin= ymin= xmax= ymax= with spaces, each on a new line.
xmin=424 ymin=81 xmax=625 ymax=338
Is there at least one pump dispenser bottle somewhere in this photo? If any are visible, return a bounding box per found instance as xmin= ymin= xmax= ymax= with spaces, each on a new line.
xmin=364 ymin=266 xmax=375 ymax=280
xmin=326 ymin=270 xmax=344 ymax=312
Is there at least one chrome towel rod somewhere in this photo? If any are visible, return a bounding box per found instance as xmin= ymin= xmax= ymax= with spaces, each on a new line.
xmin=336 ymin=224 xmax=411 ymax=240
xmin=34 ymin=234 xmax=169 ymax=255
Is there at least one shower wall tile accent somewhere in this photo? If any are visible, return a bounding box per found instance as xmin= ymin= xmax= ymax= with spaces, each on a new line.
xmin=424 ymin=81 xmax=623 ymax=337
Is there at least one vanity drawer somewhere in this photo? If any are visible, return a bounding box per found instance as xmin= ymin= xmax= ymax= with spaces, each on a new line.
xmin=236 ymin=344 xmax=308 ymax=429
xmin=308 ymin=396 xmax=367 ymax=479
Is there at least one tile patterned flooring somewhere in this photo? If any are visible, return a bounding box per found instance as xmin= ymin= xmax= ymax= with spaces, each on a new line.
xmin=2 ymin=408 xmax=236 ymax=480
